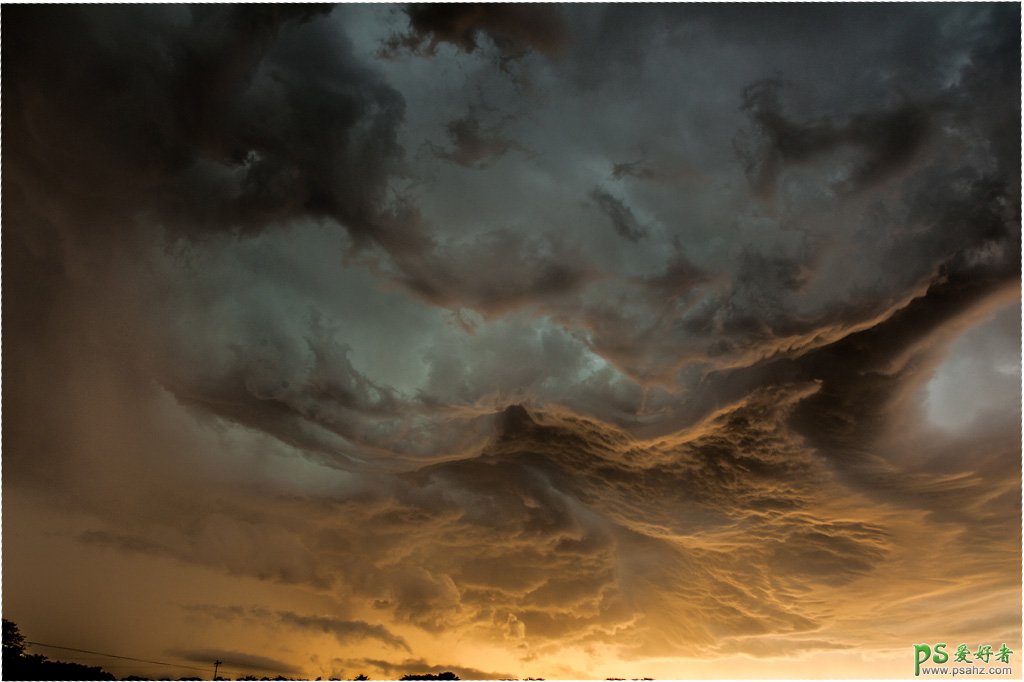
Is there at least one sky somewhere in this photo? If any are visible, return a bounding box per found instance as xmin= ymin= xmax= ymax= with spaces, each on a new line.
xmin=2 ymin=3 xmax=1021 ymax=680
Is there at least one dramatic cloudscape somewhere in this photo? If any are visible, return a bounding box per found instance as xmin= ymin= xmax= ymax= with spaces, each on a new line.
xmin=3 ymin=3 xmax=1021 ymax=679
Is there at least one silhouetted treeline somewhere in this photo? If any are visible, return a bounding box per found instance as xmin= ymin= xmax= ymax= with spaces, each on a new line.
xmin=3 ymin=619 xmax=115 ymax=680
xmin=2 ymin=620 xmax=651 ymax=681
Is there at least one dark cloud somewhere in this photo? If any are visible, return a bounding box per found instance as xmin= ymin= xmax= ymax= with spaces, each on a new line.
xmin=428 ymin=112 xmax=524 ymax=169
xmin=384 ymin=4 xmax=568 ymax=59
xmin=637 ymin=249 xmax=709 ymax=300
xmin=3 ymin=5 xmax=439 ymax=481
xmin=183 ymin=604 xmax=411 ymax=652
xmin=589 ymin=188 xmax=648 ymax=242
xmin=3 ymin=5 xmax=417 ymax=250
xmin=389 ymin=228 xmax=597 ymax=316
xmin=611 ymin=160 xmax=658 ymax=182
xmin=786 ymin=275 xmax=1021 ymax=503
xmin=610 ymin=158 xmax=707 ymax=187
xmin=280 ymin=612 xmax=411 ymax=652
xmin=737 ymin=78 xmax=933 ymax=196
xmin=155 ymin=311 xmax=410 ymax=467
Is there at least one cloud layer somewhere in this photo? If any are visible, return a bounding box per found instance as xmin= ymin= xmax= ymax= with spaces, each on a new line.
xmin=3 ymin=3 xmax=1019 ymax=679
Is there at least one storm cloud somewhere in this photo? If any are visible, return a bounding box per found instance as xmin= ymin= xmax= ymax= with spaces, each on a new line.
xmin=3 ymin=4 xmax=1019 ymax=680
xmin=383 ymin=4 xmax=568 ymax=59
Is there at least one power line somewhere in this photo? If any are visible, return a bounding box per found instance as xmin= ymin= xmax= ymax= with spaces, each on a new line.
xmin=24 ymin=640 xmax=284 ymax=678
xmin=25 ymin=641 xmax=216 ymax=674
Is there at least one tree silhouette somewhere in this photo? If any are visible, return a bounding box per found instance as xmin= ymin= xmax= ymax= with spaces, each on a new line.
xmin=399 ymin=673 xmax=459 ymax=681
xmin=2 ymin=619 xmax=116 ymax=680
xmin=3 ymin=618 xmax=27 ymax=659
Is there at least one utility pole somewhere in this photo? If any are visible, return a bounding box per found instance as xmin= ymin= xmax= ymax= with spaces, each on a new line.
xmin=213 ymin=659 xmax=222 ymax=681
